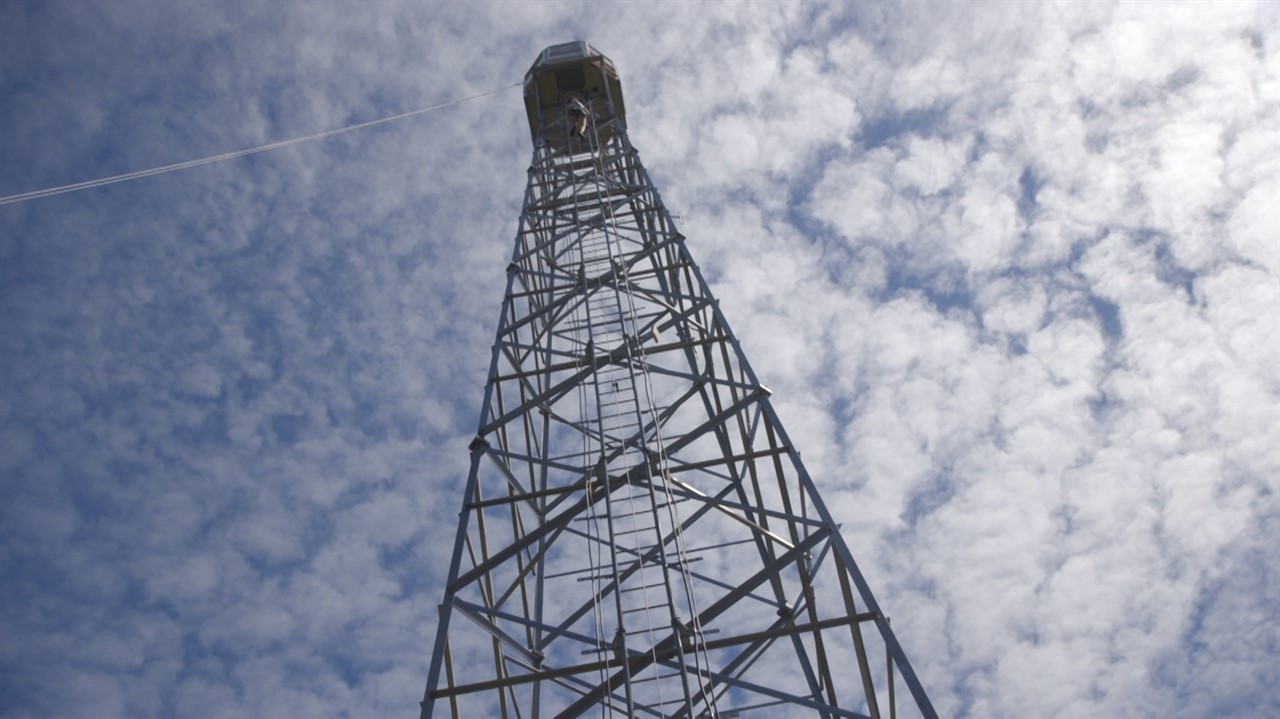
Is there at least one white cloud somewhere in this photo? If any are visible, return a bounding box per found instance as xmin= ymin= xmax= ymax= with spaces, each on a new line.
xmin=1 ymin=1 xmax=1277 ymax=718
xmin=896 ymin=135 xmax=969 ymax=197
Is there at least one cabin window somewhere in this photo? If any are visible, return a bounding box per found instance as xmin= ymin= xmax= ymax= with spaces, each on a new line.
xmin=555 ymin=67 xmax=587 ymax=93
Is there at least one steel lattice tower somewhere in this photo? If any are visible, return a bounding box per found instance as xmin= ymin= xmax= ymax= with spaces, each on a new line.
xmin=421 ymin=42 xmax=936 ymax=719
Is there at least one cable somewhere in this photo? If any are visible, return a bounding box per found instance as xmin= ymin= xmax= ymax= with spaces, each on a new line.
xmin=0 ymin=81 xmax=521 ymax=207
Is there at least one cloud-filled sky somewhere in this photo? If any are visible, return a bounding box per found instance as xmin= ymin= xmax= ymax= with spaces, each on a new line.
xmin=2 ymin=2 xmax=1277 ymax=717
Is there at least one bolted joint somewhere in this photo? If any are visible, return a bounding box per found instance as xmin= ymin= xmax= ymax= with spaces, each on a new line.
xmin=468 ymin=435 xmax=490 ymax=452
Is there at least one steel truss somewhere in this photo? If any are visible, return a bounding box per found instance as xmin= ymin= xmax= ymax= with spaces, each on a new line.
xmin=421 ymin=108 xmax=936 ymax=719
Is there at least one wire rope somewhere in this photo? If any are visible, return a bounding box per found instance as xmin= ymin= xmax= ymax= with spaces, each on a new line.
xmin=563 ymin=115 xmax=619 ymax=719
xmin=585 ymin=109 xmax=719 ymax=719
xmin=574 ymin=111 xmax=668 ymax=715
xmin=582 ymin=123 xmax=667 ymax=714
xmin=0 ymin=81 xmax=521 ymax=206
xmin=573 ymin=147 xmax=613 ymax=719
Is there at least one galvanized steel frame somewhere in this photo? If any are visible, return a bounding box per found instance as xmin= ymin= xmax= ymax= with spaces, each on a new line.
xmin=421 ymin=113 xmax=936 ymax=719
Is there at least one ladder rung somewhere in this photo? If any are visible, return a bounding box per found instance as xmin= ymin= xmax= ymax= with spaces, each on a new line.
xmin=598 ymin=399 xmax=635 ymax=409
xmin=599 ymin=395 xmax=637 ymax=406
xmin=576 ymin=573 xmax=617 ymax=582
xmin=665 ymin=557 xmax=704 ymax=571
xmin=630 ymin=671 xmax=683 ymax=684
xmin=622 ymin=604 xmax=669 ymax=615
xmin=623 ymin=626 xmax=671 ymax=638
xmin=600 ymin=425 xmax=640 ymax=434
xmin=620 ymin=582 xmax=663 ymax=594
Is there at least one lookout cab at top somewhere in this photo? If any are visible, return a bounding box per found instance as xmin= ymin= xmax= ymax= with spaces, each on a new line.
xmin=523 ymin=41 xmax=627 ymax=149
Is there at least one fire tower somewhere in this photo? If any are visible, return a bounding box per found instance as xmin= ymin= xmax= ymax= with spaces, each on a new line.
xmin=421 ymin=42 xmax=936 ymax=719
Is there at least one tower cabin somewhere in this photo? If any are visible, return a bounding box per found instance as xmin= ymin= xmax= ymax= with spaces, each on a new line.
xmin=523 ymin=41 xmax=627 ymax=148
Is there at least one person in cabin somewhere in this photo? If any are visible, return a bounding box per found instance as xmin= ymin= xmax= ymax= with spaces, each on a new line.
xmin=567 ymin=97 xmax=589 ymax=140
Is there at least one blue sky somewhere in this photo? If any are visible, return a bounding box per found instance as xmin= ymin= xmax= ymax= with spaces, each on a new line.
xmin=2 ymin=2 xmax=1277 ymax=717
